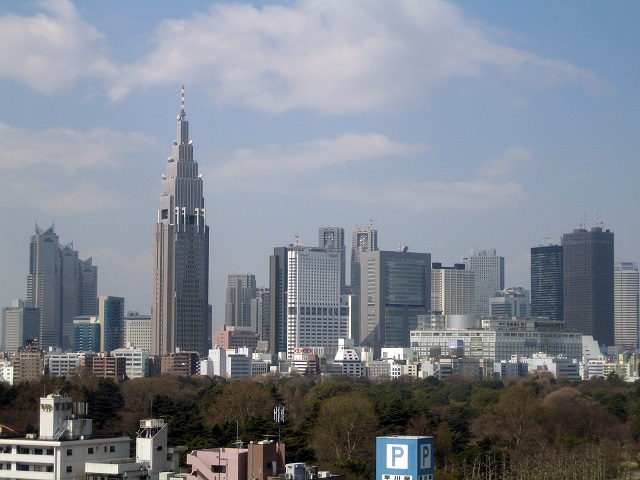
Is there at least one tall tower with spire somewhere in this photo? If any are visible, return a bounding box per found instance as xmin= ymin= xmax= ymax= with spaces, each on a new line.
xmin=152 ymin=86 xmax=211 ymax=356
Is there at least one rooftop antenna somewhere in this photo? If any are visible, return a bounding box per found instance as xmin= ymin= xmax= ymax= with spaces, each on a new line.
xmin=294 ymin=233 xmax=301 ymax=247
xmin=596 ymin=211 xmax=604 ymax=228
xmin=369 ymin=218 xmax=374 ymax=229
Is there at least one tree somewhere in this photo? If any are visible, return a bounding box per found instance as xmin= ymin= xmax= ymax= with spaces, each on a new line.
xmin=311 ymin=392 xmax=378 ymax=463
xmin=203 ymin=379 xmax=276 ymax=434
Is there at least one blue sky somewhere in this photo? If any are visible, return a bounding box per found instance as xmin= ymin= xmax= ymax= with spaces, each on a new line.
xmin=0 ymin=0 xmax=638 ymax=328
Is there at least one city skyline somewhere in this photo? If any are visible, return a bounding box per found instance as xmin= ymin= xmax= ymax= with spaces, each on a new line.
xmin=0 ymin=1 xmax=638 ymax=328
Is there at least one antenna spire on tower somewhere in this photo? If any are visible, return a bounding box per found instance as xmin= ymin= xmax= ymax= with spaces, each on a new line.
xmin=180 ymin=85 xmax=185 ymax=116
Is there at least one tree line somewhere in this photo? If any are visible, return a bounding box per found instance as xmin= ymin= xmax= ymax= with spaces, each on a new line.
xmin=1 ymin=371 xmax=640 ymax=479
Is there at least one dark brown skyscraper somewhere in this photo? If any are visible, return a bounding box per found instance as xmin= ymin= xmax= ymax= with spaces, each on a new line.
xmin=562 ymin=226 xmax=614 ymax=346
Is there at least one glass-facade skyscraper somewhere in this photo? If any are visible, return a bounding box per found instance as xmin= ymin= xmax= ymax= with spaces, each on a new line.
xmin=530 ymin=244 xmax=564 ymax=321
xmin=562 ymin=226 xmax=614 ymax=346
xmin=359 ymin=250 xmax=431 ymax=355
xmin=152 ymin=87 xmax=210 ymax=356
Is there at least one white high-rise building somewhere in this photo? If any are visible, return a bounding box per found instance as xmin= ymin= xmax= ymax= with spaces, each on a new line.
xmin=431 ymin=263 xmax=475 ymax=315
xmin=462 ymin=248 xmax=505 ymax=317
xmin=615 ymin=262 xmax=639 ymax=349
xmin=286 ymin=246 xmax=347 ymax=358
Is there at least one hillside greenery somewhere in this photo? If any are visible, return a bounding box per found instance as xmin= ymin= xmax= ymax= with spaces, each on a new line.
xmin=2 ymin=372 xmax=640 ymax=479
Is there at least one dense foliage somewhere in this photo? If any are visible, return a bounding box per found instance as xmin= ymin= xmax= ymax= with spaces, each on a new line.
xmin=2 ymin=372 xmax=640 ymax=479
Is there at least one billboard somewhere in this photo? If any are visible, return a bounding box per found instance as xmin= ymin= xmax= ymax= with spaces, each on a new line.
xmin=376 ymin=436 xmax=435 ymax=480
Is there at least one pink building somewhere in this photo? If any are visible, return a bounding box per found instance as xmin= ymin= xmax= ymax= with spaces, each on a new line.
xmin=187 ymin=441 xmax=285 ymax=480
xmin=213 ymin=325 xmax=260 ymax=351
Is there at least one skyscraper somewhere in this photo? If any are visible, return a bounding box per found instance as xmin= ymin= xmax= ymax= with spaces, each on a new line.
xmin=530 ymin=244 xmax=564 ymax=321
xmin=461 ymin=248 xmax=504 ymax=317
xmin=269 ymin=246 xmax=289 ymax=355
xmin=351 ymin=221 xmax=378 ymax=290
xmin=359 ymin=249 xmax=431 ymax=355
xmin=99 ymin=296 xmax=125 ymax=352
xmin=27 ymin=224 xmax=96 ymax=350
xmin=225 ymin=274 xmax=256 ymax=328
xmin=562 ymin=226 xmax=614 ymax=346
xmin=1 ymin=299 xmax=39 ymax=353
xmin=251 ymin=286 xmax=270 ymax=342
xmin=614 ymin=262 xmax=639 ymax=349
xmin=286 ymin=246 xmax=346 ymax=358
xmin=319 ymin=227 xmax=346 ymax=292
xmin=152 ymin=87 xmax=210 ymax=356
xmin=27 ymin=224 xmax=60 ymax=350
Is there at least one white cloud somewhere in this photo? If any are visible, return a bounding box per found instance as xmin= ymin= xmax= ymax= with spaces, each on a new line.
xmin=209 ymin=133 xmax=427 ymax=187
xmin=320 ymin=179 xmax=526 ymax=212
xmin=108 ymin=0 xmax=597 ymax=113
xmin=0 ymin=1 xmax=596 ymax=112
xmin=0 ymin=0 xmax=116 ymax=92
xmin=0 ymin=176 xmax=129 ymax=213
xmin=477 ymin=146 xmax=533 ymax=178
xmin=0 ymin=122 xmax=156 ymax=173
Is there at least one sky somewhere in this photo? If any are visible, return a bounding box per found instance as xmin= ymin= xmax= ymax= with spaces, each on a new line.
xmin=0 ymin=0 xmax=638 ymax=329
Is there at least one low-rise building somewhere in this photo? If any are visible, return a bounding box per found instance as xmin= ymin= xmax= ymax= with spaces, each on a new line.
xmin=187 ymin=441 xmax=285 ymax=480
xmin=0 ymin=393 xmax=130 ymax=479
xmin=44 ymin=352 xmax=81 ymax=377
xmin=112 ymin=347 xmax=150 ymax=379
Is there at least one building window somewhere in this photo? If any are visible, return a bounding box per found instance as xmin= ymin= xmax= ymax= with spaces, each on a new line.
xmin=67 ymin=466 xmax=73 ymax=473
xmin=88 ymin=447 xmax=94 ymax=454
xmin=67 ymin=449 xmax=72 ymax=456
xmin=110 ymin=445 xmax=115 ymax=453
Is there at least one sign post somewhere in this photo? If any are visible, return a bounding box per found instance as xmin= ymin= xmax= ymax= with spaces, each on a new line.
xmin=376 ymin=436 xmax=435 ymax=480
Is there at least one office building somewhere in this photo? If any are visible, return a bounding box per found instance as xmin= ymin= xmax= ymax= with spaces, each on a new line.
xmin=351 ymin=221 xmax=378 ymax=290
xmin=225 ymin=274 xmax=256 ymax=328
xmin=99 ymin=296 xmax=124 ymax=352
xmin=410 ymin=317 xmax=583 ymax=363
xmin=27 ymin=224 xmax=61 ymax=350
xmin=461 ymin=248 xmax=504 ymax=317
xmin=27 ymin=225 xmax=97 ymax=350
xmin=111 ymin=347 xmax=149 ymax=378
xmin=73 ymin=316 xmax=100 ymax=352
xmin=319 ymin=226 xmax=346 ymax=292
xmin=1 ymin=299 xmax=39 ymax=353
xmin=531 ymin=244 xmax=564 ymax=321
xmin=44 ymin=352 xmax=80 ymax=377
xmin=431 ymin=263 xmax=475 ymax=315
xmin=124 ymin=312 xmax=152 ymax=351
xmin=269 ymin=246 xmax=289 ymax=354
xmin=359 ymin=250 xmax=431 ymax=355
xmin=562 ymin=226 xmax=614 ymax=346
xmin=213 ymin=324 xmax=259 ymax=351
xmin=614 ymin=262 xmax=639 ymax=349
xmin=286 ymin=246 xmax=347 ymax=358
xmin=251 ymin=286 xmax=270 ymax=342
xmin=152 ymin=87 xmax=211 ymax=356
xmin=489 ymin=287 xmax=531 ymax=317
